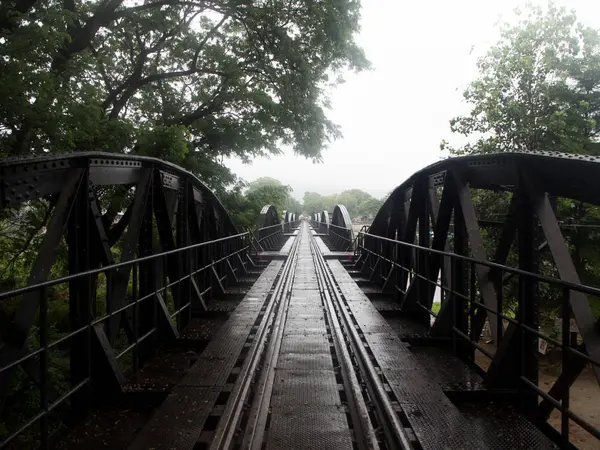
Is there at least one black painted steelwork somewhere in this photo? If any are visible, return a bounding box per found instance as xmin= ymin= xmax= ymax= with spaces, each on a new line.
xmin=312 ymin=205 xmax=354 ymax=251
xmin=256 ymin=206 xmax=299 ymax=250
xmin=256 ymin=205 xmax=283 ymax=250
xmin=0 ymin=153 xmax=249 ymax=448
xmin=329 ymin=205 xmax=354 ymax=250
xmin=283 ymin=211 xmax=299 ymax=233
xmin=313 ymin=210 xmax=329 ymax=234
xmin=354 ymin=150 xmax=600 ymax=447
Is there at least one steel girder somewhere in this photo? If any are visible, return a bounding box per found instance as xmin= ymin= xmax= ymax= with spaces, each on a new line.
xmin=0 ymin=153 xmax=245 ymax=419
xmin=359 ymin=150 xmax=600 ymax=432
xmin=256 ymin=204 xmax=282 ymax=250
xmin=319 ymin=210 xmax=330 ymax=234
xmin=328 ymin=205 xmax=355 ymax=251
xmin=283 ymin=211 xmax=298 ymax=233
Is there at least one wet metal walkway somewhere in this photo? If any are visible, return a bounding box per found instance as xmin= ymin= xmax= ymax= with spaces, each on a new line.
xmin=130 ymin=222 xmax=557 ymax=450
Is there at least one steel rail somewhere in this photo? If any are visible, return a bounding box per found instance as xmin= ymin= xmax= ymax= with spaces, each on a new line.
xmin=210 ymin=229 xmax=301 ymax=450
xmin=241 ymin=224 xmax=301 ymax=449
xmin=309 ymin=232 xmax=413 ymax=450
xmin=308 ymin=226 xmax=380 ymax=450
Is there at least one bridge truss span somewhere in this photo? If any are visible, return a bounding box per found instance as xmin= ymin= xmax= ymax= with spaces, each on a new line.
xmin=0 ymin=153 xmax=250 ymax=448
xmin=359 ymin=150 xmax=600 ymax=447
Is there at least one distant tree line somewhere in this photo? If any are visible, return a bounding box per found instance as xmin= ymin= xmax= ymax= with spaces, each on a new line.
xmin=220 ymin=177 xmax=385 ymax=230
xmin=302 ymin=189 xmax=384 ymax=220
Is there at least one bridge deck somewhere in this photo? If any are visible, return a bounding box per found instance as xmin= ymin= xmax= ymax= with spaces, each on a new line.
xmin=129 ymin=261 xmax=284 ymax=449
xmin=127 ymin=224 xmax=557 ymax=450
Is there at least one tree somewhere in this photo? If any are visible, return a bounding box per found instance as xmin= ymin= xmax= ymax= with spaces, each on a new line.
xmin=357 ymin=197 xmax=383 ymax=219
xmin=220 ymin=176 xmax=296 ymax=230
xmin=302 ymin=191 xmax=334 ymax=214
xmin=285 ymin=196 xmax=303 ymax=215
xmin=442 ymin=2 xmax=600 ymax=156
xmin=0 ymin=0 xmax=369 ymax=190
xmin=246 ymin=177 xmax=285 ymax=192
xmin=441 ymin=2 xmax=600 ymax=327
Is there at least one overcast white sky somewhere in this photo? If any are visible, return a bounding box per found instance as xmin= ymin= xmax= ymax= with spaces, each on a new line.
xmin=225 ymin=0 xmax=600 ymax=201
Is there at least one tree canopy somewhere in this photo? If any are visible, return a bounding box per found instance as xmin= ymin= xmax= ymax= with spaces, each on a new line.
xmin=441 ymin=2 xmax=600 ymax=323
xmin=442 ymin=2 xmax=600 ymax=156
xmin=0 ymin=0 xmax=368 ymax=190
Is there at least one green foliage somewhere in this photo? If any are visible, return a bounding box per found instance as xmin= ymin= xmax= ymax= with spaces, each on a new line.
xmin=221 ymin=179 xmax=384 ymax=230
xmin=443 ymin=2 xmax=600 ymax=156
xmin=302 ymin=189 xmax=383 ymax=219
xmin=285 ymin=196 xmax=303 ymax=215
xmin=0 ymin=0 xmax=369 ymax=190
xmin=442 ymin=2 xmax=600 ymax=335
xmin=220 ymin=177 xmax=292 ymax=230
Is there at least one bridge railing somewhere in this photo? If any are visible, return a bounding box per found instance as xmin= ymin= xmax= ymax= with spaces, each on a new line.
xmin=0 ymin=232 xmax=249 ymax=448
xmin=256 ymin=222 xmax=283 ymax=251
xmin=327 ymin=222 xmax=354 ymax=250
xmin=310 ymin=220 xmax=355 ymax=251
xmin=356 ymin=231 xmax=600 ymax=446
xmin=287 ymin=220 xmax=301 ymax=231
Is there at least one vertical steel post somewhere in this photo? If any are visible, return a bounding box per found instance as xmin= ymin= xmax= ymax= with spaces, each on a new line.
xmin=39 ymin=286 xmax=48 ymax=450
xmin=517 ymin=190 xmax=538 ymax=418
xmin=453 ymin=201 xmax=467 ymax=358
xmin=138 ymin=171 xmax=155 ymax=361
xmin=561 ymin=287 xmax=570 ymax=446
xmin=67 ymin=167 xmax=91 ymax=412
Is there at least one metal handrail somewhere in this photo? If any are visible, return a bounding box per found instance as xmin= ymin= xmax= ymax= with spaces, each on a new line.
xmin=0 ymin=232 xmax=249 ymax=448
xmin=358 ymin=231 xmax=600 ymax=297
xmin=0 ymin=232 xmax=249 ymax=301
xmin=356 ymin=231 xmax=600 ymax=446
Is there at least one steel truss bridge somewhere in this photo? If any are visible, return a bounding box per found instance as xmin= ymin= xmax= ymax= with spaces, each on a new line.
xmin=0 ymin=151 xmax=599 ymax=449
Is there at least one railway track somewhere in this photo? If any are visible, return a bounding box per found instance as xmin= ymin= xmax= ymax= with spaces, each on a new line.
xmin=210 ymin=221 xmax=414 ymax=450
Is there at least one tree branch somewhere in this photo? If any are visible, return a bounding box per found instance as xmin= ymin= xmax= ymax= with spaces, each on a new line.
xmin=51 ymin=0 xmax=125 ymax=73
xmin=164 ymin=79 xmax=229 ymax=126
xmin=104 ymin=14 xmax=228 ymax=117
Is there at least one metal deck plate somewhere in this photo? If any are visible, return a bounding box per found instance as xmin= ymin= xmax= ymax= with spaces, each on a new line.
xmin=283 ymin=312 xmax=328 ymax=333
xmin=368 ymin=344 xmax=420 ymax=370
xmin=277 ymin=351 xmax=334 ymax=371
xmin=270 ymin=369 xmax=341 ymax=407
xmin=313 ymin=237 xmax=330 ymax=255
xmin=385 ymin=369 xmax=448 ymax=403
xmin=280 ymin=236 xmax=296 ymax=253
xmin=179 ymin=355 xmax=237 ymax=387
xmin=290 ymin=290 xmax=321 ymax=300
xmin=402 ymin=402 xmax=488 ymax=450
xmin=128 ymin=386 xmax=220 ymax=450
xmin=287 ymin=305 xmax=324 ymax=316
xmin=410 ymin=346 xmax=485 ymax=391
xmin=265 ymin=405 xmax=353 ymax=450
xmin=458 ymin=402 xmax=559 ymax=449
xmin=200 ymin=326 xmax=252 ymax=359
xmin=280 ymin=333 xmax=330 ymax=354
